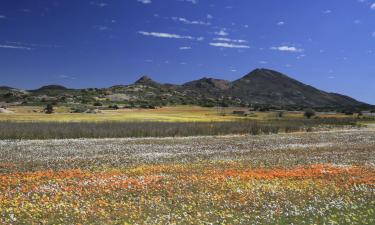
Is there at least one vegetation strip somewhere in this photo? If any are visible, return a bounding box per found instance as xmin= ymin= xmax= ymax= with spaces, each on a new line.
xmin=0 ymin=118 xmax=360 ymax=139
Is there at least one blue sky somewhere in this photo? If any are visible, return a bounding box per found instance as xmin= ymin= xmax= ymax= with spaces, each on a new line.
xmin=0 ymin=0 xmax=374 ymax=104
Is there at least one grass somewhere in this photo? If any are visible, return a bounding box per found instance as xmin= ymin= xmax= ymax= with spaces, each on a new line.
xmin=1 ymin=106 xmax=244 ymax=122
xmin=0 ymin=118 xmax=359 ymax=139
xmin=0 ymin=106 xmax=360 ymax=122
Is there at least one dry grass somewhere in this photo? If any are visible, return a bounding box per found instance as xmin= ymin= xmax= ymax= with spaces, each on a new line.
xmin=0 ymin=106 xmax=357 ymax=122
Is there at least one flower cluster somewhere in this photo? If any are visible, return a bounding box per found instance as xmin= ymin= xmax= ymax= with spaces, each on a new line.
xmin=0 ymin=129 xmax=374 ymax=224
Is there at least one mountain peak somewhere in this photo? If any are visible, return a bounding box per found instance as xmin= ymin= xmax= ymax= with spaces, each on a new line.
xmin=244 ymin=68 xmax=286 ymax=79
xmin=135 ymin=75 xmax=159 ymax=86
xmin=0 ymin=86 xmax=14 ymax=90
xmin=183 ymin=77 xmax=231 ymax=90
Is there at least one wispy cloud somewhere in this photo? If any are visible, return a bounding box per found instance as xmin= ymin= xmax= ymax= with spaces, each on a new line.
xmin=213 ymin=37 xmax=247 ymax=43
xmin=0 ymin=15 xmax=6 ymax=19
xmin=0 ymin=44 xmax=32 ymax=50
xmin=5 ymin=41 xmax=62 ymax=49
xmin=322 ymin=9 xmax=332 ymax=14
xmin=214 ymin=29 xmax=228 ymax=36
xmin=179 ymin=46 xmax=192 ymax=50
xmin=209 ymin=42 xmax=250 ymax=49
xmin=90 ymin=1 xmax=108 ymax=7
xmin=93 ymin=25 xmax=110 ymax=31
xmin=179 ymin=0 xmax=198 ymax=4
xmin=371 ymin=3 xmax=375 ymax=9
xmin=138 ymin=31 xmax=194 ymax=40
xmin=138 ymin=0 xmax=152 ymax=4
xmin=58 ymin=75 xmax=77 ymax=80
xmin=271 ymin=46 xmax=304 ymax=53
xmin=277 ymin=21 xmax=285 ymax=26
xmin=372 ymin=31 xmax=375 ymax=37
xmin=172 ymin=17 xmax=210 ymax=26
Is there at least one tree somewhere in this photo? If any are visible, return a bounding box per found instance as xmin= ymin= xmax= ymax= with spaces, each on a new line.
xmin=44 ymin=104 xmax=54 ymax=114
xmin=277 ymin=111 xmax=284 ymax=118
xmin=304 ymin=108 xmax=315 ymax=119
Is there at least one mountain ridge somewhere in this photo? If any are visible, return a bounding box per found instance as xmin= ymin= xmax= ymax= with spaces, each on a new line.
xmin=1 ymin=68 xmax=372 ymax=110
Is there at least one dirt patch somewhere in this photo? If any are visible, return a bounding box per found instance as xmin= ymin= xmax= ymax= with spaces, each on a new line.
xmin=0 ymin=108 xmax=14 ymax=114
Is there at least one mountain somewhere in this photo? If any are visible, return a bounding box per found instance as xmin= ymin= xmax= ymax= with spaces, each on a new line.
xmin=0 ymin=86 xmax=14 ymax=90
xmin=182 ymin=77 xmax=231 ymax=98
xmin=35 ymin=85 xmax=68 ymax=91
xmin=0 ymin=68 xmax=371 ymax=110
xmin=229 ymin=68 xmax=365 ymax=108
xmin=134 ymin=76 xmax=160 ymax=87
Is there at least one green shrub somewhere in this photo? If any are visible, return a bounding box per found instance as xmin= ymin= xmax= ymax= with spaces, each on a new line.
xmin=304 ymin=109 xmax=316 ymax=119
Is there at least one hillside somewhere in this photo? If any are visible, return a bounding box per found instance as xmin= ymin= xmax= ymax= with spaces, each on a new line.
xmin=230 ymin=69 xmax=365 ymax=108
xmin=0 ymin=68 xmax=371 ymax=110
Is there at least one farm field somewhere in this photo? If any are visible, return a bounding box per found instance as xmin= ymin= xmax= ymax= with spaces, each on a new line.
xmin=1 ymin=129 xmax=374 ymax=224
xmin=0 ymin=106 xmax=356 ymax=122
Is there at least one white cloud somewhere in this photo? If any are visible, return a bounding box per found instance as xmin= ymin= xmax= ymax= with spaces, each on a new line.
xmin=5 ymin=41 xmax=61 ymax=49
xmin=179 ymin=0 xmax=198 ymax=4
xmin=371 ymin=3 xmax=375 ymax=9
xmin=0 ymin=15 xmax=6 ymax=19
xmin=277 ymin=21 xmax=285 ymax=26
xmin=296 ymin=54 xmax=306 ymax=59
xmin=271 ymin=46 xmax=304 ymax=53
xmin=322 ymin=9 xmax=332 ymax=14
xmin=138 ymin=0 xmax=152 ymax=4
xmin=58 ymin=75 xmax=77 ymax=80
xmin=179 ymin=46 xmax=192 ymax=50
xmin=0 ymin=44 xmax=32 ymax=50
xmin=372 ymin=31 xmax=375 ymax=37
xmin=90 ymin=2 xmax=108 ymax=7
xmin=209 ymin=42 xmax=250 ymax=49
xmin=214 ymin=29 xmax=228 ymax=36
xmin=213 ymin=37 xmax=247 ymax=43
xmin=172 ymin=17 xmax=210 ymax=26
xmin=93 ymin=25 xmax=110 ymax=31
xmin=138 ymin=31 xmax=194 ymax=40
xmin=207 ymin=14 xmax=213 ymax=19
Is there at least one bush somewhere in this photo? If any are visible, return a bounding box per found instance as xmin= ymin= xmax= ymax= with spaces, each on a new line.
xmin=304 ymin=109 xmax=315 ymax=119
xmin=109 ymin=105 xmax=119 ymax=110
xmin=276 ymin=111 xmax=284 ymax=118
xmin=44 ymin=104 xmax=54 ymax=114
xmin=93 ymin=102 xmax=103 ymax=107
xmin=71 ymin=107 xmax=89 ymax=113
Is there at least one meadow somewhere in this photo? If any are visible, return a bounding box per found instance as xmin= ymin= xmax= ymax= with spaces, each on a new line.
xmin=0 ymin=106 xmax=374 ymax=224
xmin=0 ymin=106 xmax=358 ymax=122
xmin=0 ymin=106 xmax=364 ymax=139
xmin=0 ymin=117 xmax=360 ymax=139
xmin=0 ymin=130 xmax=374 ymax=224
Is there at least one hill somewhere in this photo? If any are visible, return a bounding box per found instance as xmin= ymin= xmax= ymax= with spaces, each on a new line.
xmin=0 ymin=68 xmax=371 ymax=110
xmin=229 ymin=69 xmax=365 ymax=108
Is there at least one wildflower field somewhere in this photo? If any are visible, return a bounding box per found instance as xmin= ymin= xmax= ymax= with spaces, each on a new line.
xmin=1 ymin=129 xmax=375 ymax=224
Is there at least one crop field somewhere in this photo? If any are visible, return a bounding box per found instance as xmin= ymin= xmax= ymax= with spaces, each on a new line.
xmin=1 ymin=129 xmax=375 ymax=224
xmin=0 ymin=106 xmax=245 ymax=122
xmin=0 ymin=106 xmax=357 ymax=122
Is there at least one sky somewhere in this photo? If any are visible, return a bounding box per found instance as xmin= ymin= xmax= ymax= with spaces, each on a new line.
xmin=0 ymin=0 xmax=374 ymax=104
